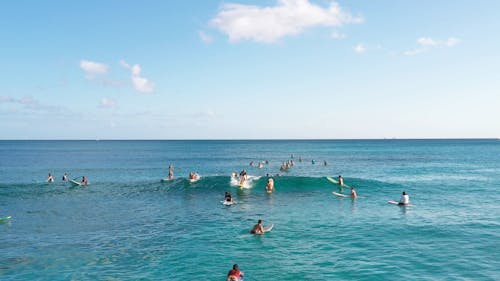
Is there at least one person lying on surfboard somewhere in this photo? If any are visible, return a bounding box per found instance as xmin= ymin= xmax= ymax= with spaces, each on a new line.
xmin=399 ymin=191 xmax=410 ymax=206
xmin=250 ymin=219 xmax=265 ymax=234
xmin=226 ymin=264 xmax=244 ymax=281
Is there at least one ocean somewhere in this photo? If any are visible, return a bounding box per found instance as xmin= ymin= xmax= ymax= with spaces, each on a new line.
xmin=1 ymin=140 xmax=499 ymax=280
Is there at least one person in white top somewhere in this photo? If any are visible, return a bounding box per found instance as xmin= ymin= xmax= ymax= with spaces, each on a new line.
xmin=399 ymin=191 xmax=410 ymax=205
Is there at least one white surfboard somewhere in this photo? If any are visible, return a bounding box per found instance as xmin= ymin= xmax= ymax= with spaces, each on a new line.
xmin=263 ymin=224 xmax=274 ymax=233
xmin=332 ymin=192 xmax=347 ymax=197
xmin=221 ymin=200 xmax=236 ymax=206
xmin=161 ymin=178 xmax=172 ymax=182
xmin=388 ymin=200 xmax=413 ymax=206
xmin=69 ymin=180 xmax=82 ymax=187
xmin=326 ymin=176 xmax=338 ymax=184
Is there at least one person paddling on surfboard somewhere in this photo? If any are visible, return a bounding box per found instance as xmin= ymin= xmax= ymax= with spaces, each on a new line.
xmin=250 ymin=219 xmax=265 ymax=234
xmin=226 ymin=264 xmax=244 ymax=281
xmin=399 ymin=191 xmax=410 ymax=206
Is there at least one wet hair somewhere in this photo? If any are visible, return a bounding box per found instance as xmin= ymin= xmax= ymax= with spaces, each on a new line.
xmin=258 ymin=219 xmax=262 ymax=224
xmin=233 ymin=264 xmax=238 ymax=270
xmin=402 ymin=191 xmax=406 ymax=195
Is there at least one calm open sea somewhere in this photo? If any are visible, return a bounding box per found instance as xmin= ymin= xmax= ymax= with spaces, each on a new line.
xmin=1 ymin=140 xmax=499 ymax=280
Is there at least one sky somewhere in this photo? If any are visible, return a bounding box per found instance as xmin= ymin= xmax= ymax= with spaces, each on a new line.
xmin=1 ymin=0 xmax=499 ymax=139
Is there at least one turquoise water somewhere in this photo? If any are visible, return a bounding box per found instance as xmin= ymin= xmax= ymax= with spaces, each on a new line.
xmin=1 ymin=140 xmax=499 ymax=280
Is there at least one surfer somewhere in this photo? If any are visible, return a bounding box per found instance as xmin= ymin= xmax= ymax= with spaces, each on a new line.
xmin=47 ymin=173 xmax=54 ymax=183
xmin=350 ymin=187 xmax=358 ymax=198
xmin=250 ymin=219 xmax=265 ymax=234
xmin=323 ymin=160 xmax=328 ymax=166
xmin=81 ymin=176 xmax=88 ymax=186
xmin=226 ymin=264 xmax=244 ymax=281
xmin=168 ymin=163 xmax=174 ymax=179
xmin=399 ymin=191 xmax=410 ymax=206
xmin=224 ymin=192 xmax=233 ymax=203
xmin=62 ymin=173 xmax=68 ymax=181
xmin=338 ymin=175 xmax=344 ymax=186
xmin=266 ymin=178 xmax=274 ymax=193
xmin=239 ymin=169 xmax=247 ymax=185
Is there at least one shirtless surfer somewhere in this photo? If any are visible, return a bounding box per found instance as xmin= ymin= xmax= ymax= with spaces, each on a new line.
xmin=266 ymin=178 xmax=274 ymax=193
xmin=250 ymin=219 xmax=265 ymax=234
xmin=47 ymin=173 xmax=54 ymax=183
xmin=350 ymin=186 xmax=358 ymax=198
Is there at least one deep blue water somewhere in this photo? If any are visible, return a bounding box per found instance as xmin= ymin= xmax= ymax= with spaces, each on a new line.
xmin=1 ymin=140 xmax=499 ymax=280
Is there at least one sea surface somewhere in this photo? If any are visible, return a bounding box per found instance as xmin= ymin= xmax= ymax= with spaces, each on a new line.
xmin=0 ymin=140 xmax=499 ymax=280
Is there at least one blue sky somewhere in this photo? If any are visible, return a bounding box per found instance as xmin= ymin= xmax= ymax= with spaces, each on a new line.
xmin=1 ymin=0 xmax=499 ymax=139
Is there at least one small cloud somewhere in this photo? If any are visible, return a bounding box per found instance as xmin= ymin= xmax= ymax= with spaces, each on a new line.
xmin=331 ymin=31 xmax=345 ymax=39
xmin=446 ymin=37 xmax=460 ymax=47
xmin=120 ymin=60 xmax=155 ymax=93
xmin=417 ymin=37 xmax=437 ymax=47
xmin=354 ymin=43 xmax=366 ymax=53
xmin=199 ymin=31 xmax=214 ymax=44
xmin=405 ymin=37 xmax=461 ymax=56
xmin=0 ymin=96 xmax=15 ymax=103
xmin=99 ymin=98 xmax=118 ymax=109
xmin=210 ymin=0 xmax=363 ymax=43
xmin=80 ymin=60 xmax=109 ymax=78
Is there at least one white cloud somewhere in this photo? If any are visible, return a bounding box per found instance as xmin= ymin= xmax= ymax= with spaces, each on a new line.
xmin=99 ymin=98 xmax=118 ymax=109
xmin=354 ymin=43 xmax=366 ymax=53
xmin=331 ymin=30 xmax=345 ymax=39
xmin=80 ymin=60 xmax=109 ymax=78
xmin=199 ymin=31 xmax=214 ymax=44
xmin=210 ymin=0 xmax=363 ymax=43
xmin=405 ymin=37 xmax=461 ymax=56
xmin=120 ymin=60 xmax=155 ymax=93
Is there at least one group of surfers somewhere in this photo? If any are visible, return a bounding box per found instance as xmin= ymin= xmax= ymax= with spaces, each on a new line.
xmin=46 ymin=173 xmax=88 ymax=186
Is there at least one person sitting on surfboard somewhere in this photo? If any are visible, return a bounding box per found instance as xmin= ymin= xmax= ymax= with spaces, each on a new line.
xmin=266 ymin=178 xmax=274 ymax=193
xmin=350 ymin=186 xmax=358 ymax=198
xmin=338 ymin=175 xmax=344 ymax=186
xmin=250 ymin=219 xmax=265 ymax=234
xmin=226 ymin=264 xmax=244 ymax=281
xmin=224 ymin=192 xmax=233 ymax=203
xmin=399 ymin=191 xmax=410 ymax=205
xmin=47 ymin=173 xmax=54 ymax=183
xmin=62 ymin=173 xmax=68 ymax=181
xmin=81 ymin=176 xmax=88 ymax=186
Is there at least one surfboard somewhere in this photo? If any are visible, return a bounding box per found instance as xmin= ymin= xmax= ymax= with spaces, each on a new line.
xmin=263 ymin=224 xmax=274 ymax=233
xmin=188 ymin=177 xmax=200 ymax=183
xmin=332 ymin=192 xmax=347 ymax=197
xmin=161 ymin=178 xmax=172 ymax=182
xmin=388 ymin=200 xmax=413 ymax=206
xmin=221 ymin=200 xmax=235 ymax=206
xmin=0 ymin=216 xmax=12 ymax=222
xmin=326 ymin=176 xmax=338 ymax=184
xmin=69 ymin=180 xmax=82 ymax=187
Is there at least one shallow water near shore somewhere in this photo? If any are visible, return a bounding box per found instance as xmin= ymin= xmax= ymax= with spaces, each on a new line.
xmin=1 ymin=140 xmax=499 ymax=280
